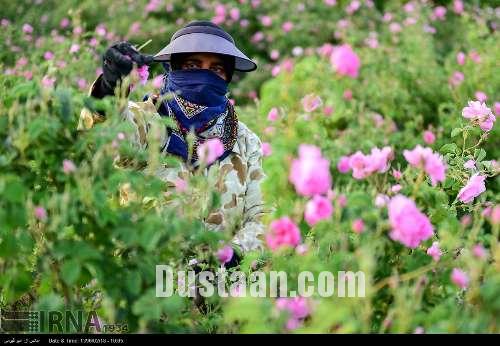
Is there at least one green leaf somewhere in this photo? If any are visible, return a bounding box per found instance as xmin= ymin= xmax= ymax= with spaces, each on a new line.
xmin=125 ymin=270 xmax=142 ymax=296
xmin=474 ymin=148 xmax=486 ymax=162
xmin=440 ymin=143 xmax=458 ymax=155
xmin=450 ymin=128 xmax=462 ymax=138
xmin=61 ymin=259 xmax=81 ymax=285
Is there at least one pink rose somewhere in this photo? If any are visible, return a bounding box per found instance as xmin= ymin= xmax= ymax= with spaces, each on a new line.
xmin=197 ymin=138 xmax=224 ymax=165
xmin=266 ymin=217 xmax=301 ymax=250
xmin=403 ymin=145 xmax=446 ymax=186
xmin=388 ymin=195 xmax=434 ymax=248
xmin=423 ymin=130 xmax=436 ymax=144
xmin=289 ymin=145 xmax=332 ymax=197
xmin=451 ymin=268 xmax=469 ymax=289
xmin=337 ymin=156 xmax=351 ymax=173
xmin=304 ymin=195 xmax=333 ymax=226
xmin=330 ymin=44 xmax=361 ymax=78
xmin=267 ymin=107 xmax=279 ymax=121
xmin=301 ymin=94 xmax=323 ymax=112
xmin=351 ymin=218 xmax=365 ymax=234
xmin=216 ymin=245 xmax=234 ymax=264
xmin=426 ymin=241 xmax=442 ymax=262
xmin=34 ymin=206 xmax=47 ymax=221
xmin=462 ymin=101 xmax=495 ymax=131
xmin=457 ymin=174 xmax=486 ymax=203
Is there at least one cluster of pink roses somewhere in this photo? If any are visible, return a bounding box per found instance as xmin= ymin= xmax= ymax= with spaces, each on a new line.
xmin=403 ymin=145 xmax=447 ymax=186
xmin=337 ymin=146 xmax=394 ymax=180
xmin=275 ymin=297 xmax=310 ymax=330
xmin=461 ymin=101 xmax=496 ymax=132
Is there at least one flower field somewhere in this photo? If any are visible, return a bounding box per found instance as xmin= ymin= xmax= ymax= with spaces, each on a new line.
xmin=1 ymin=0 xmax=499 ymax=334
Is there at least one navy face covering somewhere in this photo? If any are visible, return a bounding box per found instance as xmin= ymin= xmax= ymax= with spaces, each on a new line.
xmin=157 ymin=69 xmax=238 ymax=165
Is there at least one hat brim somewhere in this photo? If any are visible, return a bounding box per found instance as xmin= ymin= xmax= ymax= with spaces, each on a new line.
xmin=153 ymin=32 xmax=257 ymax=72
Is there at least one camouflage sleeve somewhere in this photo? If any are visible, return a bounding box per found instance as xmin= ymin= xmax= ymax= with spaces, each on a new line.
xmin=232 ymin=125 xmax=268 ymax=252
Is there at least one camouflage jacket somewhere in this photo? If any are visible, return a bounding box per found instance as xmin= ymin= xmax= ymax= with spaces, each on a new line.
xmin=79 ymin=76 xmax=268 ymax=253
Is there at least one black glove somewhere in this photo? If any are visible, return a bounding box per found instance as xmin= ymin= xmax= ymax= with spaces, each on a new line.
xmin=96 ymin=41 xmax=154 ymax=98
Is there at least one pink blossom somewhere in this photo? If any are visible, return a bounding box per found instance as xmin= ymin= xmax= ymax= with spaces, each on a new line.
xmin=41 ymin=75 xmax=56 ymax=88
xmin=351 ymin=218 xmax=365 ymax=234
xmin=433 ymin=6 xmax=447 ymax=20
xmin=403 ymin=145 xmax=446 ymax=186
xmin=16 ymin=57 xmax=28 ymax=67
xmin=426 ymin=241 xmax=442 ymax=262
xmin=391 ymin=184 xmax=402 ymax=193
xmin=271 ymin=65 xmax=281 ymax=77
xmin=1 ymin=19 xmax=10 ymax=27
xmin=457 ymin=174 xmax=486 ymax=203
xmin=365 ymin=35 xmax=379 ymax=48
xmin=343 ymin=89 xmax=353 ymax=100
xmin=494 ymin=102 xmax=500 ymax=116
xmin=251 ymin=31 xmax=264 ymax=43
xmin=270 ymin=49 xmax=280 ymax=60
xmin=281 ymin=59 xmax=294 ymax=73
xmin=475 ymin=91 xmax=487 ymax=102
xmin=337 ymin=194 xmax=347 ymax=208
xmin=318 ymin=43 xmax=334 ymax=57
xmin=460 ymin=214 xmax=472 ymax=227
xmin=301 ymin=94 xmax=322 ymax=112
xmin=388 ymin=195 xmax=434 ymax=248
xmin=69 ymin=43 xmax=80 ymax=54
xmin=136 ymin=65 xmax=149 ymax=85
xmin=62 ymin=159 xmax=76 ymax=174
xmin=197 ymin=138 xmax=224 ymax=165
xmin=461 ymin=101 xmax=495 ymax=131
xmin=404 ymin=2 xmax=415 ymax=13
xmin=392 ymin=169 xmax=402 ymax=180
xmin=152 ymin=75 xmax=164 ymax=89
xmin=453 ymin=0 xmax=464 ymax=14
xmin=337 ymin=156 xmax=351 ymax=173
xmin=22 ymin=23 xmax=33 ymax=34
xmin=145 ymin=0 xmax=162 ymax=13
xmin=216 ymin=245 xmax=234 ymax=264
xmin=469 ymin=51 xmax=481 ymax=64
xmin=423 ymin=130 xmax=436 ymax=144
xmin=264 ymin=126 xmax=275 ymax=135
xmin=304 ymin=195 xmax=333 ymax=226
xmin=23 ymin=71 xmax=33 ymax=80
xmin=282 ymin=21 xmax=294 ymax=33
xmin=382 ymin=12 xmax=393 ymax=22
xmin=295 ymin=244 xmax=308 ymax=255
xmin=77 ymin=78 xmax=87 ymax=91
xmin=267 ymin=107 xmax=279 ymax=121
xmin=324 ymin=0 xmax=337 ymax=6
xmin=261 ymin=15 xmax=272 ymax=27
xmin=456 ymin=52 xmax=466 ymax=65
xmin=60 ymin=18 xmax=70 ymax=28
xmin=472 ymin=244 xmax=487 ymax=259
xmin=174 ymin=178 xmax=187 ymax=193
xmin=289 ymin=145 xmax=332 ymax=197
xmin=229 ymin=8 xmax=240 ymax=21
xmin=323 ymin=105 xmax=334 ymax=117
xmin=389 ymin=22 xmax=402 ymax=33
xmin=266 ymin=217 xmax=301 ymax=250
xmin=451 ymin=268 xmax=469 ymax=289
xmin=43 ymin=51 xmax=54 ymax=60
xmin=261 ymin=142 xmax=272 ymax=157
xmin=449 ymin=71 xmax=464 ymax=87
xmin=414 ymin=327 xmax=425 ymax=334
xmin=375 ymin=194 xmax=390 ymax=208
xmin=464 ymin=160 xmax=476 ymax=170
xmin=239 ymin=19 xmax=249 ymax=28
xmin=34 ymin=206 xmax=47 ymax=221
xmin=330 ymin=44 xmax=361 ymax=78
xmin=276 ymin=297 xmax=310 ymax=330
xmin=346 ymin=0 xmax=361 ymax=15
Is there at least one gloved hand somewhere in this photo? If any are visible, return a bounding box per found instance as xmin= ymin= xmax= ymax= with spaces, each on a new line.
xmin=97 ymin=41 xmax=154 ymax=97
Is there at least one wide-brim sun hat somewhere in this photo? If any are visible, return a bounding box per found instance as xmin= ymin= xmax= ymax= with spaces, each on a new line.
xmin=153 ymin=21 xmax=257 ymax=72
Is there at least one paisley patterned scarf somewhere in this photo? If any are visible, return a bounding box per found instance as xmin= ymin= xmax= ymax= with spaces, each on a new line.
xmin=156 ymin=69 xmax=238 ymax=165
